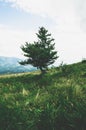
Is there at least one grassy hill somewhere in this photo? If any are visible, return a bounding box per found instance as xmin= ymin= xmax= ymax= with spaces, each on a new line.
xmin=0 ymin=61 xmax=86 ymax=130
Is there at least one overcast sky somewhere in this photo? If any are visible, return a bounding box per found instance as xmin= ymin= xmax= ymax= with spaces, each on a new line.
xmin=0 ymin=0 xmax=86 ymax=64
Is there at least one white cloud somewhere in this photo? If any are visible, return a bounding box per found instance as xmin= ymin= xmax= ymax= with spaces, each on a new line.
xmin=73 ymin=0 xmax=86 ymax=32
xmin=0 ymin=0 xmax=86 ymax=63
xmin=3 ymin=0 xmax=81 ymax=32
xmin=0 ymin=24 xmax=36 ymax=58
xmin=55 ymin=31 xmax=86 ymax=64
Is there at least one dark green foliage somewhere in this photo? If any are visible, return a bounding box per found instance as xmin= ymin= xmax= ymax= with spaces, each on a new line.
xmin=20 ymin=27 xmax=58 ymax=73
xmin=81 ymin=58 xmax=86 ymax=63
xmin=0 ymin=61 xmax=86 ymax=130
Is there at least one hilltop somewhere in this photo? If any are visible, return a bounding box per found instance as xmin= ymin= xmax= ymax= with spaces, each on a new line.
xmin=0 ymin=61 xmax=86 ymax=130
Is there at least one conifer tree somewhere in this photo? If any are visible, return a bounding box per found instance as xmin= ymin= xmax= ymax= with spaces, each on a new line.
xmin=20 ymin=27 xmax=58 ymax=73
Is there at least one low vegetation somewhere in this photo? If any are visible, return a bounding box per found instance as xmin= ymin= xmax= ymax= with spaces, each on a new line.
xmin=0 ymin=61 xmax=86 ymax=130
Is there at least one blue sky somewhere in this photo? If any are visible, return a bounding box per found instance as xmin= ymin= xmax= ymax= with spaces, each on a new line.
xmin=0 ymin=1 xmax=55 ymax=30
xmin=0 ymin=0 xmax=86 ymax=64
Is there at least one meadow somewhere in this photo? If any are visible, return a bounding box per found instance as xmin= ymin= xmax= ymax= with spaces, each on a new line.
xmin=0 ymin=61 xmax=86 ymax=130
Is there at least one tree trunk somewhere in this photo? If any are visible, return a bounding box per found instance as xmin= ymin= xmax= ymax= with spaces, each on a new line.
xmin=40 ymin=67 xmax=46 ymax=74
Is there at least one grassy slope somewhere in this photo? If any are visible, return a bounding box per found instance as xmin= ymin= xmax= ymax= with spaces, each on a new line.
xmin=0 ymin=61 xmax=86 ymax=130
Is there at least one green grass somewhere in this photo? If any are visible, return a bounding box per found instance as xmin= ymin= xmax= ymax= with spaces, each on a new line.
xmin=0 ymin=61 xmax=86 ymax=130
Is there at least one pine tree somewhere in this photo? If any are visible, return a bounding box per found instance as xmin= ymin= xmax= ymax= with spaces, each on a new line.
xmin=20 ymin=27 xmax=58 ymax=73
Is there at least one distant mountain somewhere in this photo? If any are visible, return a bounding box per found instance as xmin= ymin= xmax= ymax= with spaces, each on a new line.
xmin=0 ymin=56 xmax=36 ymax=74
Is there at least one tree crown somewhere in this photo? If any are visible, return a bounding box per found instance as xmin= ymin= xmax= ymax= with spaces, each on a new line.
xmin=20 ymin=27 xmax=58 ymax=73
